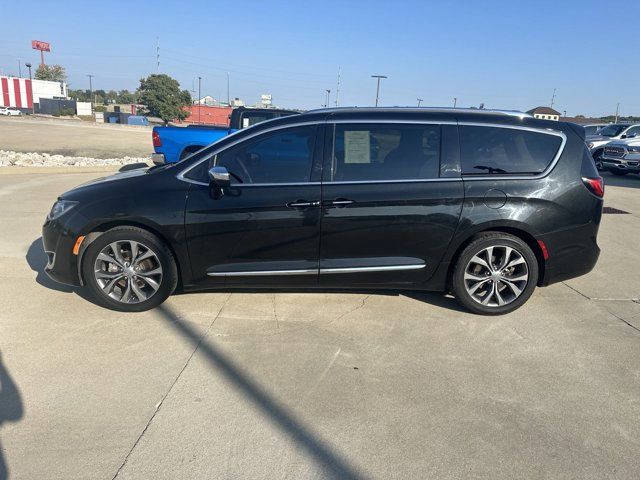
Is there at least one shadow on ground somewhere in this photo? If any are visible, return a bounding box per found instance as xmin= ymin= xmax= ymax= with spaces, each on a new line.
xmin=26 ymin=238 xmax=74 ymax=293
xmin=601 ymin=171 xmax=640 ymax=189
xmin=0 ymin=352 xmax=23 ymax=480
xmin=156 ymin=304 xmax=365 ymax=479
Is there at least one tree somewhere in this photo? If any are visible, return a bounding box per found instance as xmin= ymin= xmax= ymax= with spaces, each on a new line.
xmin=136 ymin=74 xmax=191 ymax=124
xmin=34 ymin=64 xmax=67 ymax=82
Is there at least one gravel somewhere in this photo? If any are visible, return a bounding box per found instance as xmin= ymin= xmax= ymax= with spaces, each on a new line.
xmin=0 ymin=150 xmax=150 ymax=167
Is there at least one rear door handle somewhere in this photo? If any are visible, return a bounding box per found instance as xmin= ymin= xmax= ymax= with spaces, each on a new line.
xmin=287 ymin=200 xmax=320 ymax=208
xmin=324 ymin=198 xmax=355 ymax=207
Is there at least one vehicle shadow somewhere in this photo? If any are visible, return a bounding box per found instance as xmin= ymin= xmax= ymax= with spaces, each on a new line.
xmin=0 ymin=352 xmax=24 ymax=480
xmin=601 ymin=171 xmax=640 ymax=189
xmin=26 ymin=238 xmax=74 ymax=293
xmin=156 ymin=304 xmax=365 ymax=479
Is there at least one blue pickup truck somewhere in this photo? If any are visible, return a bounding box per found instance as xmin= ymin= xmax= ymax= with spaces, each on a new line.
xmin=151 ymin=106 xmax=299 ymax=164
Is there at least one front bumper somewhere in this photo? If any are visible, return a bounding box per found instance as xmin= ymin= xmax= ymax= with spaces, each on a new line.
xmin=42 ymin=214 xmax=86 ymax=287
xmin=602 ymin=155 xmax=640 ymax=173
xmin=151 ymin=153 xmax=166 ymax=165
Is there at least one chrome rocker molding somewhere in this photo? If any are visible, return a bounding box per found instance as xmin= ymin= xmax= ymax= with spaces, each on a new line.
xmin=207 ymin=264 xmax=426 ymax=277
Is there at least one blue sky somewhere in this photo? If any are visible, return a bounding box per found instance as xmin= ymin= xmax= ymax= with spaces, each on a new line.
xmin=0 ymin=0 xmax=637 ymax=116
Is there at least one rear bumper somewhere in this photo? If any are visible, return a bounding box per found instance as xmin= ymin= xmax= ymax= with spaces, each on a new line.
xmin=539 ymin=221 xmax=601 ymax=287
xmin=151 ymin=153 xmax=166 ymax=165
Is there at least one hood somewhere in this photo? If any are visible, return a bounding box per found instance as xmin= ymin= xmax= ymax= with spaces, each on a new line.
xmin=606 ymin=138 xmax=640 ymax=148
xmin=76 ymin=166 xmax=151 ymax=188
xmin=586 ymin=135 xmax=608 ymax=142
xmin=60 ymin=165 xmax=165 ymax=200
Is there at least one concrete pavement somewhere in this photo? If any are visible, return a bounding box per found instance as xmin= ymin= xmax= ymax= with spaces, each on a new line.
xmin=0 ymin=170 xmax=638 ymax=479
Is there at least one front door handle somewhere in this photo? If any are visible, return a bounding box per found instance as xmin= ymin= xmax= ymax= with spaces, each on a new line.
xmin=324 ymin=198 xmax=355 ymax=207
xmin=287 ymin=200 xmax=320 ymax=208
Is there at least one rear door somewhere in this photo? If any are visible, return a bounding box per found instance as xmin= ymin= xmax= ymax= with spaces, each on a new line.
xmin=319 ymin=120 xmax=464 ymax=287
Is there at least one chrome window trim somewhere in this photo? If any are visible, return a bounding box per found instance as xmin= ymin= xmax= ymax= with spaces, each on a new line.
xmin=320 ymin=264 xmax=425 ymax=274
xmin=177 ymin=121 xmax=325 ymax=186
xmin=457 ymin=122 xmax=567 ymax=181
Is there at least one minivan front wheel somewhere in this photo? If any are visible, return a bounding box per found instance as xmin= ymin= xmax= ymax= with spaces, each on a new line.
xmin=452 ymin=233 xmax=538 ymax=315
xmin=82 ymin=227 xmax=178 ymax=312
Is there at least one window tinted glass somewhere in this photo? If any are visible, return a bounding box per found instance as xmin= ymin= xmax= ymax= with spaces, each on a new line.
xmin=216 ymin=125 xmax=316 ymax=184
xmin=460 ymin=126 xmax=562 ymax=175
xmin=331 ymin=124 xmax=441 ymax=181
xmin=624 ymin=126 xmax=640 ymax=136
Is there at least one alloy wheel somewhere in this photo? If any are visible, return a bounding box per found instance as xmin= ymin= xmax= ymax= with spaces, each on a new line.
xmin=93 ymin=240 xmax=163 ymax=304
xmin=463 ymin=245 xmax=529 ymax=307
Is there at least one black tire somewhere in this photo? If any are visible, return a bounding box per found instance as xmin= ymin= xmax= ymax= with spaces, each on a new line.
xmin=592 ymin=149 xmax=604 ymax=170
xmin=610 ymin=169 xmax=628 ymax=176
xmin=452 ymin=232 xmax=539 ymax=315
xmin=81 ymin=226 xmax=178 ymax=312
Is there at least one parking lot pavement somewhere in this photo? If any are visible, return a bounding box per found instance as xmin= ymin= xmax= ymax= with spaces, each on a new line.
xmin=0 ymin=170 xmax=638 ymax=479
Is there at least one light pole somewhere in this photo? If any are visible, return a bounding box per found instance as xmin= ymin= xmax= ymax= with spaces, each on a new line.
xmin=325 ymin=89 xmax=331 ymax=108
xmin=371 ymin=75 xmax=387 ymax=107
xmin=86 ymin=74 xmax=94 ymax=107
xmin=25 ymin=62 xmax=32 ymax=80
xmin=198 ymin=76 xmax=202 ymax=124
xmin=417 ymin=98 xmax=423 ymax=107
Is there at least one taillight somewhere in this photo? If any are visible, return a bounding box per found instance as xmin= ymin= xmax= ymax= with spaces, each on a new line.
xmin=582 ymin=176 xmax=604 ymax=198
xmin=152 ymin=130 xmax=162 ymax=147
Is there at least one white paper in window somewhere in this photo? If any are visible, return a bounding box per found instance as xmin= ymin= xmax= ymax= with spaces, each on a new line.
xmin=344 ymin=131 xmax=370 ymax=163
xmin=242 ymin=118 xmax=250 ymax=128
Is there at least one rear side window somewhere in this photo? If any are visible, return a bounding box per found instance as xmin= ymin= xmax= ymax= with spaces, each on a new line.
xmin=460 ymin=126 xmax=562 ymax=175
xmin=330 ymin=124 xmax=441 ymax=181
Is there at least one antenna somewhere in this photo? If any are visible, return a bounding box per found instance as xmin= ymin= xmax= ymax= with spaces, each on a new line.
xmin=335 ymin=66 xmax=341 ymax=107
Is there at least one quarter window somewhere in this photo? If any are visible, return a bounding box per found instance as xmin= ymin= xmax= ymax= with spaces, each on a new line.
xmin=215 ymin=125 xmax=316 ymax=184
xmin=460 ymin=126 xmax=562 ymax=175
xmin=330 ymin=124 xmax=441 ymax=181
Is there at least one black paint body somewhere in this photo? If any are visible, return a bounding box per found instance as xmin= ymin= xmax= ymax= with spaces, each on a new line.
xmin=43 ymin=108 xmax=602 ymax=294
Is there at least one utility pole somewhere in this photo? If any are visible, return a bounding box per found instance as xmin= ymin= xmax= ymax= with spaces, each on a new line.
xmin=198 ymin=76 xmax=202 ymax=124
xmin=156 ymin=37 xmax=160 ymax=73
xmin=417 ymin=98 xmax=423 ymax=107
xmin=87 ymin=74 xmax=94 ymax=106
xmin=226 ymin=72 xmax=230 ymax=105
xmin=453 ymin=97 xmax=457 ymax=108
xmin=325 ymin=89 xmax=331 ymax=108
xmin=371 ymin=75 xmax=387 ymax=107
xmin=550 ymin=88 xmax=556 ymax=109
xmin=614 ymin=103 xmax=620 ymax=123
xmin=335 ymin=66 xmax=341 ymax=107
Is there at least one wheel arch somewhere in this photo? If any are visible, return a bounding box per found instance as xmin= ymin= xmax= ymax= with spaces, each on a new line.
xmin=77 ymin=220 xmax=187 ymax=288
xmin=445 ymin=224 xmax=546 ymax=288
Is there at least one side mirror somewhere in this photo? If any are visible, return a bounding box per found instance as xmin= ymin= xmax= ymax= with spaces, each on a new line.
xmin=621 ymin=134 xmax=627 ymax=139
xmin=208 ymin=166 xmax=230 ymax=188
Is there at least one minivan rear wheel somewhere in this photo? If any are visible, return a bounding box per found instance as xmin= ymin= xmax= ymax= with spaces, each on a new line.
xmin=452 ymin=232 xmax=538 ymax=315
xmin=82 ymin=227 xmax=178 ymax=312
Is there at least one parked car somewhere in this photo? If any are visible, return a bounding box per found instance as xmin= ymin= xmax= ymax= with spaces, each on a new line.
xmin=43 ymin=107 xmax=603 ymax=315
xmin=151 ymin=106 xmax=299 ymax=164
xmin=587 ymin=123 xmax=640 ymax=168
xmin=582 ymin=124 xmax=606 ymax=136
xmin=0 ymin=106 xmax=22 ymax=116
xmin=600 ymin=138 xmax=640 ymax=176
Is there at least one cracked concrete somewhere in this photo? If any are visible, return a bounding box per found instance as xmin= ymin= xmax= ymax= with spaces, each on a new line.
xmin=0 ymin=170 xmax=638 ymax=480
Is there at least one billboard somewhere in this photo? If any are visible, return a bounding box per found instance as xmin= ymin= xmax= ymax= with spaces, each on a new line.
xmin=31 ymin=40 xmax=51 ymax=52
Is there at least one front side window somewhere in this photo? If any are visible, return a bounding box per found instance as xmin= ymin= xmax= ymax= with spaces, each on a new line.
xmin=330 ymin=124 xmax=441 ymax=181
xmin=598 ymin=125 xmax=627 ymax=137
xmin=216 ymin=125 xmax=316 ymax=184
xmin=460 ymin=125 xmax=562 ymax=175
xmin=623 ymin=126 xmax=640 ymax=137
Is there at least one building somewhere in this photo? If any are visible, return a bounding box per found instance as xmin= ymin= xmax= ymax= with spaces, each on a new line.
xmin=527 ymin=106 xmax=561 ymax=121
xmin=0 ymin=76 xmax=67 ymax=111
xmin=182 ymin=105 xmax=232 ymax=125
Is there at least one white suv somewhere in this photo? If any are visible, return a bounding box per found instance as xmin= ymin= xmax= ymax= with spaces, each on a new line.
xmin=0 ymin=106 xmax=22 ymax=116
xmin=601 ymin=138 xmax=640 ymax=176
xmin=587 ymin=123 xmax=640 ymax=168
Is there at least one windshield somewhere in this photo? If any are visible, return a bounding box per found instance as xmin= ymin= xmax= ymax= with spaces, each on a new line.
xmin=598 ymin=125 xmax=627 ymax=137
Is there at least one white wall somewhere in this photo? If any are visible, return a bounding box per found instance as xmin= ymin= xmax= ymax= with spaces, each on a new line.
xmin=32 ymin=79 xmax=67 ymax=104
xmin=76 ymin=101 xmax=92 ymax=116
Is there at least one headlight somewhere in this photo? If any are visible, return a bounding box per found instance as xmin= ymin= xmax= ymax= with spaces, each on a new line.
xmin=48 ymin=200 xmax=78 ymax=220
xmin=587 ymin=142 xmax=594 ymax=149
xmin=627 ymin=146 xmax=640 ymax=153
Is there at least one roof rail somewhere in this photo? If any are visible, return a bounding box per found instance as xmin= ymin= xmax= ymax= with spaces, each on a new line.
xmin=307 ymin=106 xmax=532 ymax=118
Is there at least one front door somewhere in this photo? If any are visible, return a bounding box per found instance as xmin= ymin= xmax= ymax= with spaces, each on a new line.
xmin=319 ymin=121 xmax=464 ymax=287
xmin=184 ymin=124 xmax=323 ymax=286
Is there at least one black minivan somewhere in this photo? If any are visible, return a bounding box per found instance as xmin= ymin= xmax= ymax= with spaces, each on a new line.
xmin=43 ymin=108 xmax=603 ymax=315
